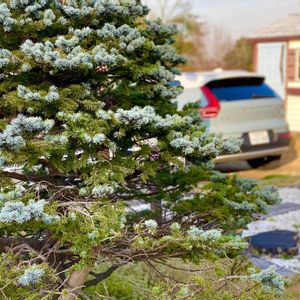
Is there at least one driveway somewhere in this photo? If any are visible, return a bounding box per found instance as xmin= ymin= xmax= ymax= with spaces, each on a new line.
xmin=216 ymin=133 xmax=300 ymax=187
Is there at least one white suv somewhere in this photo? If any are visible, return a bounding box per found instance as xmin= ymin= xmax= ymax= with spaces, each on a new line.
xmin=175 ymin=70 xmax=291 ymax=168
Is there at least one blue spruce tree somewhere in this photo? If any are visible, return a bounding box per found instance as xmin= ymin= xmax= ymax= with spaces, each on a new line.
xmin=0 ymin=1 xmax=283 ymax=299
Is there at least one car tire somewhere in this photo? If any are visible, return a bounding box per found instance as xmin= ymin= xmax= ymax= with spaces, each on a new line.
xmin=247 ymin=155 xmax=281 ymax=169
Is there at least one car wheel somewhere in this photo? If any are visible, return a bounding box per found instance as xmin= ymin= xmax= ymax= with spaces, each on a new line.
xmin=247 ymin=155 xmax=281 ymax=169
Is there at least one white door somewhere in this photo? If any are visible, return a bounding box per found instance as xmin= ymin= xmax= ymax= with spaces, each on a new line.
xmin=257 ymin=42 xmax=287 ymax=98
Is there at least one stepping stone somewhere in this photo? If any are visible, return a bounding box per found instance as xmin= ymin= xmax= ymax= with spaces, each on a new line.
xmin=250 ymin=230 xmax=299 ymax=255
xmin=268 ymin=203 xmax=300 ymax=217
xmin=249 ymin=255 xmax=295 ymax=276
xmin=254 ymin=203 xmax=300 ymax=220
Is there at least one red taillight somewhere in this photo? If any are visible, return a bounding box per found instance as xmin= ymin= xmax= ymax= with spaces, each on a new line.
xmin=199 ymin=106 xmax=220 ymax=118
xmin=278 ymin=132 xmax=291 ymax=140
xmin=198 ymin=86 xmax=220 ymax=118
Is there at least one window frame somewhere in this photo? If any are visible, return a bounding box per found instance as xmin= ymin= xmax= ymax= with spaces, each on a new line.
xmin=296 ymin=49 xmax=300 ymax=81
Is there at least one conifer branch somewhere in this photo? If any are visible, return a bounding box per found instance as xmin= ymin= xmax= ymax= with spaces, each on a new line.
xmin=85 ymin=263 xmax=125 ymax=288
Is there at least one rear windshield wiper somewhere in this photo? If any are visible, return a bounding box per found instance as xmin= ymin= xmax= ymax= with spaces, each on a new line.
xmin=251 ymin=94 xmax=270 ymax=99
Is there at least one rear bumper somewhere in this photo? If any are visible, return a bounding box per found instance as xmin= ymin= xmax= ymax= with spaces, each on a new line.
xmin=214 ymin=146 xmax=290 ymax=163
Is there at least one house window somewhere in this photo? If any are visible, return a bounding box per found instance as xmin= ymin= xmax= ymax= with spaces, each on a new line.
xmin=297 ymin=50 xmax=300 ymax=81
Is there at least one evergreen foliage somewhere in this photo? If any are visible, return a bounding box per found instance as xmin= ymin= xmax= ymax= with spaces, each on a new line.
xmin=0 ymin=0 xmax=283 ymax=298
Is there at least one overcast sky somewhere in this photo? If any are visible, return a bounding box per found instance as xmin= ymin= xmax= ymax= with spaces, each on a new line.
xmin=145 ymin=0 xmax=300 ymax=39
xmin=194 ymin=0 xmax=299 ymax=38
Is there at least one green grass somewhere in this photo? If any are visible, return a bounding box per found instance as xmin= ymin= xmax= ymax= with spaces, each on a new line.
xmin=259 ymin=174 xmax=300 ymax=188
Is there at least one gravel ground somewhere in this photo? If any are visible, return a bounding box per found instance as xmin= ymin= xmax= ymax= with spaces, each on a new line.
xmin=279 ymin=188 xmax=300 ymax=204
xmin=243 ymin=188 xmax=300 ymax=237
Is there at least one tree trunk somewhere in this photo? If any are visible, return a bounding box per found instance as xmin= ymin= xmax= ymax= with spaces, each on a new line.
xmin=151 ymin=198 xmax=163 ymax=225
xmin=60 ymin=267 xmax=91 ymax=300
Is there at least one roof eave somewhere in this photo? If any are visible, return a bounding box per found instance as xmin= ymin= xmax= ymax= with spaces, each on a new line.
xmin=247 ymin=35 xmax=300 ymax=43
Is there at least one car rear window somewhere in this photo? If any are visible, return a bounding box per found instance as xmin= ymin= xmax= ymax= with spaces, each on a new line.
xmin=169 ymin=80 xmax=181 ymax=87
xmin=206 ymin=77 xmax=278 ymax=101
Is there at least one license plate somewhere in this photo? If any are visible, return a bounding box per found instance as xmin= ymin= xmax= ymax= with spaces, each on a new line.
xmin=249 ymin=131 xmax=270 ymax=145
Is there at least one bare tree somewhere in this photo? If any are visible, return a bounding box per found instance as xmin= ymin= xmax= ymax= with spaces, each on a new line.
xmin=143 ymin=0 xmax=207 ymax=71
xmin=224 ymin=38 xmax=253 ymax=71
xmin=143 ymin=0 xmax=193 ymax=23
xmin=204 ymin=23 xmax=234 ymax=69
